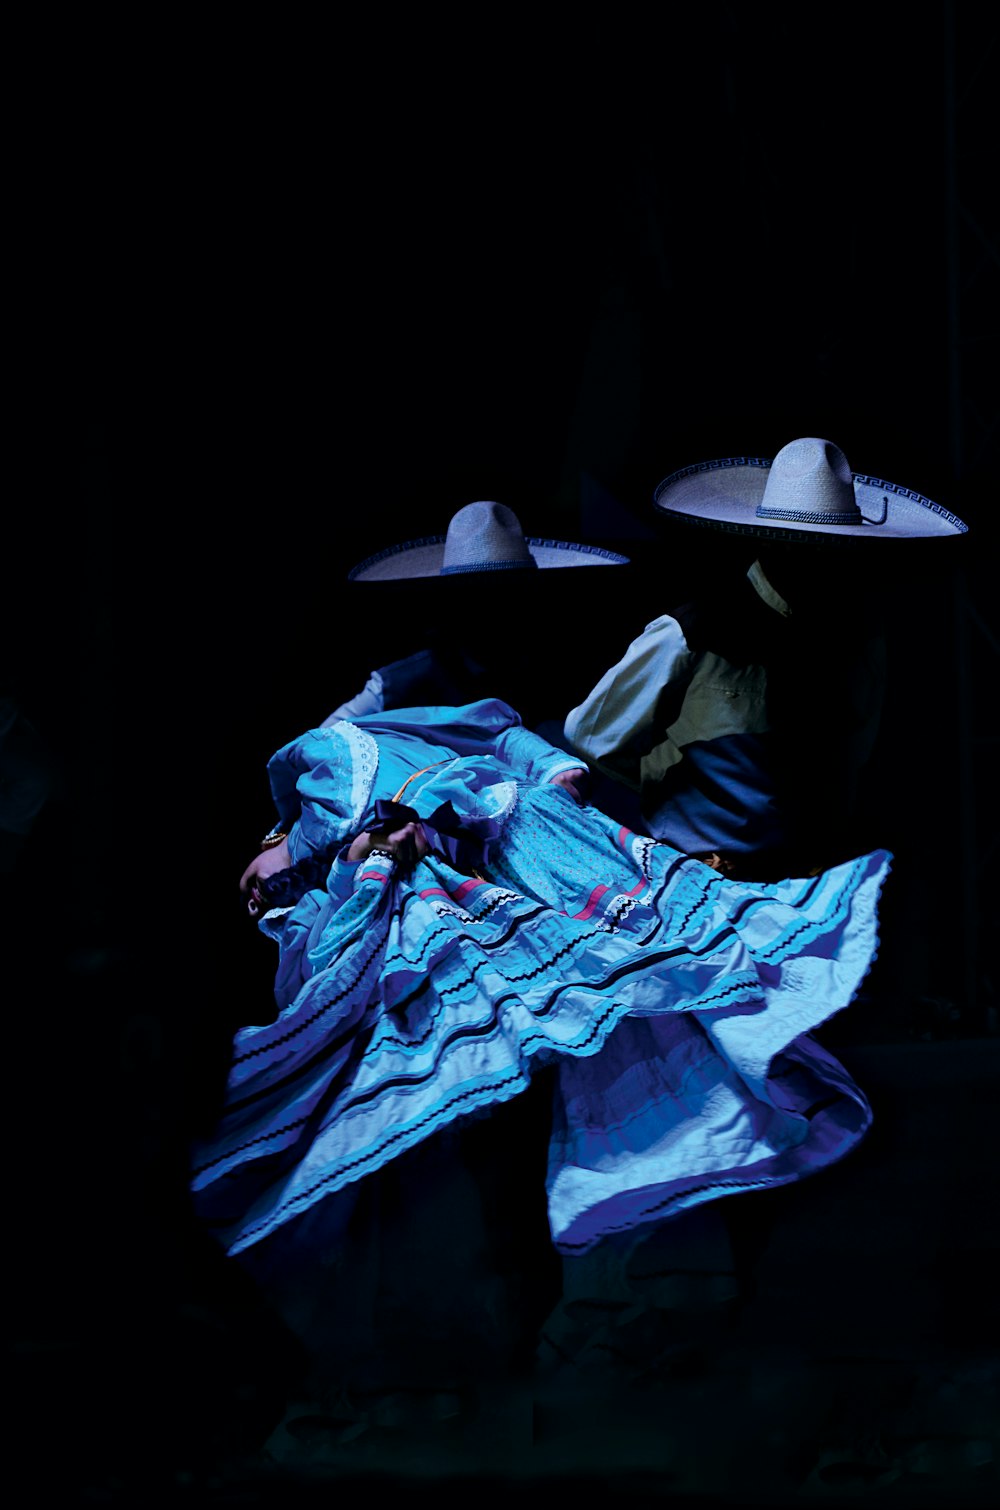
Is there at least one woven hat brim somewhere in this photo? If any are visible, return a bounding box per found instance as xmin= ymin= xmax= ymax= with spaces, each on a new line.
xmin=653 ymin=458 xmax=968 ymax=541
xmin=349 ymin=536 xmax=631 ymax=581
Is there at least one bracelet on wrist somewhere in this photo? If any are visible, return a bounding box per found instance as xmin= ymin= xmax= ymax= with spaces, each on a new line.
xmin=367 ymin=847 xmax=395 ymax=861
xmin=260 ymin=829 xmax=288 ymax=850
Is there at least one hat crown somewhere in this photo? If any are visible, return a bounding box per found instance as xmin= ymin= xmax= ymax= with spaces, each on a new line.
xmin=440 ymin=500 xmax=539 ymax=575
xmin=758 ymin=437 xmax=862 ymax=524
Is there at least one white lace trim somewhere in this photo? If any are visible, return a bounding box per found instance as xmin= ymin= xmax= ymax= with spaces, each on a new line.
xmin=475 ymin=778 xmax=519 ymax=827
xmin=314 ymin=720 xmax=379 ymax=825
xmin=429 ymin=885 xmax=520 ymax=922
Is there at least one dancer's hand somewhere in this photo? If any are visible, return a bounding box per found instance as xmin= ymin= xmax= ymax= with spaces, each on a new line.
xmin=348 ymin=821 xmax=430 ymax=875
xmin=550 ymin=767 xmax=590 ymax=804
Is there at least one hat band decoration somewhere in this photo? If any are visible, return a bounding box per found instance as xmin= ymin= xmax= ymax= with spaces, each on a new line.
xmin=755 ymin=503 xmax=866 ymax=525
xmin=440 ymin=556 xmax=539 ymax=575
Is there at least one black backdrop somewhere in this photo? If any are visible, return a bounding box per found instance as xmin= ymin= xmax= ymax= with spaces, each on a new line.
xmin=7 ymin=5 xmax=998 ymax=1500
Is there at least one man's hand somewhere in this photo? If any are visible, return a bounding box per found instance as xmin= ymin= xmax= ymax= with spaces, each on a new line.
xmin=550 ymin=767 xmax=590 ymax=805
xmin=240 ymin=836 xmax=292 ymax=917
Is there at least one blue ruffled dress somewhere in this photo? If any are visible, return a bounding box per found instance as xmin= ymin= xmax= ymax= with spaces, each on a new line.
xmin=191 ymin=699 xmax=890 ymax=1261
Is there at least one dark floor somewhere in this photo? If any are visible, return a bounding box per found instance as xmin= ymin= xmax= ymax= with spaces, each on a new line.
xmin=10 ymin=1020 xmax=998 ymax=1508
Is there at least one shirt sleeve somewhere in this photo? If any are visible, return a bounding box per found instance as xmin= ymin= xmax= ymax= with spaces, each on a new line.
xmin=320 ymin=669 xmax=386 ymax=728
xmin=326 ymin=845 xmax=396 ymax=901
xmin=491 ymin=723 xmax=591 ymax=785
xmin=563 ymin=615 xmax=698 ymax=790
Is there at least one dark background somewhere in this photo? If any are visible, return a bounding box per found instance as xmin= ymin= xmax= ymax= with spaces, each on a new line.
xmin=6 ymin=5 xmax=998 ymax=1503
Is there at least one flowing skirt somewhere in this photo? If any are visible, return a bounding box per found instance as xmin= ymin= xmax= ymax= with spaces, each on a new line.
xmin=191 ymin=783 xmax=890 ymax=1259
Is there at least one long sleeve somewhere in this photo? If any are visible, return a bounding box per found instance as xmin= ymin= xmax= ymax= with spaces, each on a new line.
xmin=491 ymin=722 xmax=588 ymax=785
xmin=266 ymin=721 xmax=379 ymax=865
xmin=563 ymin=615 xmax=698 ymax=790
xmin=351 ymin=698 xmax=584 ymax=785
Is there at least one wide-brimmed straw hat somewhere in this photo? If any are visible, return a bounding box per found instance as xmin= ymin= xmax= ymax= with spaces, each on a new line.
xmin=653 ymin=437 xmax=967 ymax=542
xmin=348 ymin=499 xmax=631 ymax=581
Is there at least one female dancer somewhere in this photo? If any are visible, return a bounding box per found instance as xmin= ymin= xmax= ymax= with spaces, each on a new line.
xmin=192 ymin=697 xmax=889 ymax=1266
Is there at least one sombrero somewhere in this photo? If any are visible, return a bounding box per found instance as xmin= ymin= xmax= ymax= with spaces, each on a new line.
xmin=653 ymin=437 xmax=968 ymax=542
xmin=348 ymin=499 xmax=631 ymax=581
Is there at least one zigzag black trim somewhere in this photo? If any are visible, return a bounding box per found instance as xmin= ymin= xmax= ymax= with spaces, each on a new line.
xmin=201 ymin=968 xmax=761 ymax=1180
xmin=235 ymin=1071 xmax=527 ymax=1243
xmin=236 ymin=888 xmax=764 ymax=1117
xmin=386 ymin=886 xmax=534 ymax=975
xmin=351 ymin=957 xmax=759 ymax=1116
xmin=664 ymin=869 xmax=714 ymax=935
xmin=218 ymin=864 xmax=862 ymax=1161
xmin=236 ymin=850 xmax=725 ymax=1067
xmin=757 ymin=861 xmax=859 ymax=961
xmin=232 ymin=925 xmax=389 ymax=1065
xmin=517 ymin=994 xmax=629 ymax=1057
xmin=226 ymin=888 xmax=626 ymax=1111
xmin=727 ymin=871 xmax=823 ymax=928
xmin=192 ymin=1113 xmax=311 ymax=1176
xmin=221 ymin=996 xmax=382 ymax=1113
xmin=377 ymin=953 xmax=506 ymax=1048
xmin=236 ymin=885 xmax=538 ymax=1071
